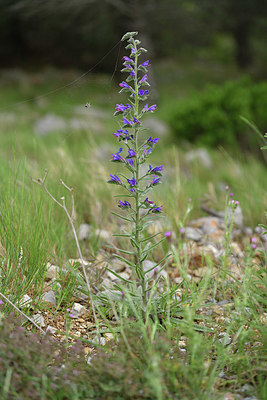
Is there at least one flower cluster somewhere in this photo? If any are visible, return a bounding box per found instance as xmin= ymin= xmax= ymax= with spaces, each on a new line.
xmin=107 ymin=31 xmax=163 ymax=213
xmin=106 ymin=31 xmax=165 ymax=310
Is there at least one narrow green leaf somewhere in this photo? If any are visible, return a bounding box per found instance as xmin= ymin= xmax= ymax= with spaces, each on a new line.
xmin=141 ymin=232 xmax=162 ymax=243
xmin=111 ymin=212 xmax=134 ymax=223
xmin=113 ymin=246 xmax=136 ymax=256
xmin=144 ymin=237 xmax=166 ymax=253
xmin=105 ymin=267 xmax=134 ymax=284
xmin=112 ymin=233 xmax=131 ymax=238
xmin=113 ymin=254 xmax=136 ymax=269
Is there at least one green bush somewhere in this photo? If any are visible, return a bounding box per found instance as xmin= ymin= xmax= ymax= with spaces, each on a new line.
xmin=168 ymin=79 xmax=267 ymax=152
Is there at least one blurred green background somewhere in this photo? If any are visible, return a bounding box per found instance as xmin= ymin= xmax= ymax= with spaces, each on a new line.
xmin=0 ymin=0 xmax=266 ymax=259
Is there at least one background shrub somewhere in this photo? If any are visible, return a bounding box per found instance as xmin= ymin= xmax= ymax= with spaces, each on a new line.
xmin=168 ymin=79 xmax=267 ymax=153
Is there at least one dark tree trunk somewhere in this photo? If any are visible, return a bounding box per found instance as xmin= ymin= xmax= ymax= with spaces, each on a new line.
xmin=232 ymin=22 xmax=253 ymax=69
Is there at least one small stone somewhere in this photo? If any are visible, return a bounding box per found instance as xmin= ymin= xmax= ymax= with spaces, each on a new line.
xmin=42 ymin=290 xmax=57 ymax=308
xmin=239 ymin=384 xmax=255 ymax=393
xmin=95 ymin=229 xmax=111 ymax=241
xmin=143 ymin=117 xmax=169 ymax=136
xmin=243 ymin=227 xmax=253 ymax=236
xmin=218 ymin=332 xmax=232 ymax=345
xmin=223 ymin=393 xmax=242 ymax=400
xmin=185 ymin=148 xmax=212 ymax=168
xmin=184 ymin=227 xmax=203 ymax=242
xmin=109 ymin=259 xmax=127 ymax=273
xmin=226 ymin=205 xmax=243 ymax=227
xmin=33 ymin=313 xmax=45 ymax=327
xmin=46 ymin=263 xmax=60 ymax=280
xmin=120 ymin=271 xmax=131 ymax=281
xmin=105 ymin=333 xmax=115 ymax=342
xmin=18 ymin=294 xmax=32 ymax=308
xmin=71 ymin=303 xmax=86 ymax=318
xmin=73 ymin=286 xmax=89 ymax=301
xmin=78 ymin=224 xmax=91 ymax=241
xmin=91 ymin=335 xmax=106 ymax=346
xmin=143 ymin=260 xmax=157 ymax=279
xmin=46 ymin=325 xmax=57 ymax=334
xmin=34 ymin=114 xmax=67 ymax=136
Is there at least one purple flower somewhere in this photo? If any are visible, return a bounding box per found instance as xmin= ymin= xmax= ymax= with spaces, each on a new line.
xmin=112 ymin=147 xmax=124 ymax=162
xmin=144 ymin=197 xmax=154 ymax=205
xmin=0 ymin=300 xmax=3 ymax=305
xmin=127 ymin=158 xmax=134 ymax=166
xmin=148 ymin=165 xmax=163 ymax=175
xmin=115 ymin=103 xmax=132 ymax=112
xmin=144 ymin=145 xmax=152 ymax=155
xmin=148 ymin=136 xmax=159 ymax=144
xmin=180 ymin=227 xmax=185 ymax=234
xmin=251 ymin=243 xmax=257 ymax=249
xmin=139 ymin=74 xmax=148 ymax=84
xmin=118 ymin=200 xmax=131 ymax=208
xmin=123 ymin=116 xmax=141 ymax=126
xmin=151 ymin=176 xmax=161 ymax=186
xmin=230 ymin=192 xmax=234 ymax=197
xmin=130 ymin=70 xmax=135 ymax=77
xmin=251 ymin=237 xmax=257 ymax=243
xmin=141 ymin=60 xmax=150 ymax=67
xmin=108 ymin=174 xmax=122 ymax=184
xmin=130 ymin=47 xmax=135 ymax=55
xmin=119 ymin=81 xmax=131 ymax=90
xmin=142 ymin=104 xmax=157 ymax=113
xmin=138 ymin=89 xmax=149 ymax=97
xmin=127 ymin=148 xmax=136 ymax=158
xmin=127 ymin=177 xmax=137 ymax=187
xmin=151 ymin=205 xmax=163 ymax=213
xmin=123 ymin=56 xmax=133 ymax=64
xmin=164 ymin=231 xmax=172 ymax=238
xmin=113 ymin=129 xmax=129 ymax=138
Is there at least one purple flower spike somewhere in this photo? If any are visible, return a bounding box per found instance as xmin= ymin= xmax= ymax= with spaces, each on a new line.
xmin=142 ymin=104 xmax=157 ymax=113
xmin=133 ymin=117 xmax=141 ymax=124
xmin=148 ymin=165 xmax=163 ymax=175
xmin=144 ymin=197 xmax=154 ymax=205
xmin=123 ymin=116 xmax=132 ymax=126
xmin=118 ymin=200 xmax=131 ymax=209
xmin=138 ymin=89 xmax=149 ymax=97
xmin=119 ymin=81 xmax=131 ymax=90
xmin=127 ymin=158 xmax=134 ymax=166
xmin=108 ymin=174 xmax=122 ymax=185
xmin=127 ymin=148 xmax=136 ymax=158
xmin=115 ymin=103 xmax=132 ymax=112
xmin=141 ymin=60 xmax=150 ymax=67
xmin=151 ymin=205 xmax=163 ymax=213
xmin=151 ymin=176 xmax=161 ymax=186
xmin=112 ymin=147 xmax=124 ymax=162
xmin=148 ymin=136 xmax=159 ymax=144
xmin=144 ymin=145 xmax=152 ymax=155
xmin=123 ymin=117 xmax=141 ymax=127
xmin=139 ymin=74 xmax=148 ymax=84
xmin=113 ymin=128 xmax=130 ymax=138
xmin=127 ymin=177 xmax=137 ymax=187
xmin=123 ymin=56 xmax=133 ymax=64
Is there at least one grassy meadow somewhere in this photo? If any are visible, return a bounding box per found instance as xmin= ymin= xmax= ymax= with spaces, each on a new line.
xmin=0 ymin=61 xmax=266 ymax=399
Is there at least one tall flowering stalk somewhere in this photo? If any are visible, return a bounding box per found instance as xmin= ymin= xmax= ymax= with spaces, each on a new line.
xmin=108 ymin=32 xmax=168 ymax=313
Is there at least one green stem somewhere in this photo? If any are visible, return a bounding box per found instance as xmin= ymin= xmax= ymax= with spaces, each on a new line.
xmin=132 ymin=39 xmax=146 ymax=312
